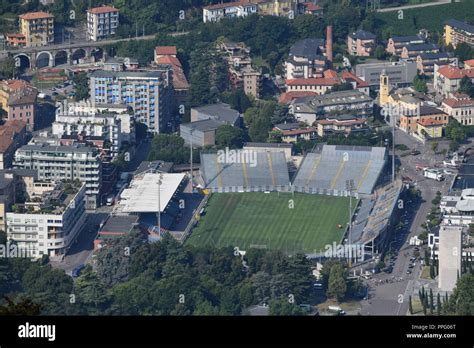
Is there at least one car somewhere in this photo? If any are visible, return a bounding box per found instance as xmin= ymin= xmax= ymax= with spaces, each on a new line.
xmin=411 ymin=150 xmax=421 ymax=156
xmin=72 ymin=264 xmax=85 ymax=278
xmin=406 ymin=270 xmax=412 ymax=274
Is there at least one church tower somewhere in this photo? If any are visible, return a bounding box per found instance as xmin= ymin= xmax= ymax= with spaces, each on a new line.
xmin=379 ymin=70 xmax=389 ymax=105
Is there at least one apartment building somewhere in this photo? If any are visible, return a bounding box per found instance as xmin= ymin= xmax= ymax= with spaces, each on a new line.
xmin=4 ymin=33 xmax=26 ymax=47
xmin=285 ymin=77 xmax=339 ymax=94
xmin=347 ymin=30 xmax=376 ymax=57
xmin=416 ymin=52 xmax=457 ymax=76
xmin=285 ymin=38 xmax=327 ymax=79
xmin=0 ymin=79 xmax=38 ymax=131
xmin=445 ymin=19 xmax=474 ymax=48
xmin=386 ymin=35 xmax=424 ymax=56
xmin=203 ymin=0 xmax=260 ymax=22
xmin=316 ymin=114 xmax=369 ymax=137
xmin=442 ymin=93 xmax=474 ymax=126
xmin=87 ymin=5 xmax=119 ymax=41
xmin=90 ymin=70 xmax=172 ymax=133
xmin=434 ymin=65 xmax=474 ymax=98
xmin=257 ymin=0 xmax=298 ymax=17
xmin=154 ymin=46 xmax=190 ymax=102
xmin=14 ymin=143 xmax=102 ymax=209
xmin=6 ymin=181 xmax=86 ymax=259
xmin=19 ymin=11 xmax=54 ymax=47
xmin=400 ymin=43 xmax=439 ymax=59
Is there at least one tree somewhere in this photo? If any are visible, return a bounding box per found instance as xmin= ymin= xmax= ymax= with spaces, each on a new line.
xmin=413 ymin=75 xmax=428 ymax=94
xmin=326 ymin=263 xmax=347 ymax=303
xmin=268 ymin=130 xmax=282 ymax=143
xmin=454 ymin=42 xmax=474 ymax=62
xmin=458 ymin=76 xmax=474 ymax=98
xmin=269 ymin=298 xmax=305 ymax=316
xmin=215 ymin=124 xmax=245 ymax=149
xmin=73 ymin=72 xmax=90 ymax=101
xmin=0 ymin=57 xmax=18 ymax=78
xmin=437 ymin=293 xmax=441 ymax=316
xmin=445 ymin=273 xmax=474 ymax=315
xmin=429 ymin=288 xmax=434 ymax=314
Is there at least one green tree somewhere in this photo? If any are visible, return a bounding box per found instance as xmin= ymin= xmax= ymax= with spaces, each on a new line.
xmin=73 ymin=72 xmax=90 ymax=101
xmin=326 ymin=263 xmax=347 ymax=303
xmin=215 ymin=124 xmax=245 ymax=149
xmin=269 ymin=298 xmax=305 ymax=316
xmin=0 ymin=57 xmax=18 ymax=78
xmin=458 ymin=76 xmax=474 ymax=98
xmin=413 ymin=75 xmax=428 ymax=93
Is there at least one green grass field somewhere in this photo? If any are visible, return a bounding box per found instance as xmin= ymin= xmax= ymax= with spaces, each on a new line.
xmin=186 ymin=192 xmax=355 ymax=254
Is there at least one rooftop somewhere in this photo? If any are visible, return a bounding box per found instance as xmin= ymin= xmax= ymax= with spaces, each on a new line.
xmin=417 ymin=119 xmax=445 ymax=127
xmin=19 ymin=11 xmax=54 ymax=20
xmin=437 ymin=65 xmax=474 ymax=79
xmin=87 ymin=5 xmax=119 ymax=14
xmin=155 ymin=46 xmax=177 ymax=56
xmin=350 ymin=29 xmax=376 ymax=40
xmin=99 ymin=215 xmax=139 ymax=236
xmin=445 ymin=19 xmax=474 ymax=35
xmin=191 ymin=103 xmax=241 ymax=124
xmin=181 ymin=119 xmax=223 ymax=132
xmin=286 ymin=78 xmax=340 ymax=86
xmin=0 ymin=120 xmax=26 ymax=153
xmin=289 ymin=39 xmax=326 ymax=61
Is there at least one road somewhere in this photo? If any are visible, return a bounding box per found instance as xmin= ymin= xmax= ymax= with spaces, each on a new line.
xmin=377 ymin=0 xmax=452 ymax=12
xmin=360 ymin=129 xmax=453 ymax=315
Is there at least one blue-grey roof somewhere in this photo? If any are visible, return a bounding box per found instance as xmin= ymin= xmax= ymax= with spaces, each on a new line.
xmin=418 ymin=52 xmax=451 ymax=60
xmin=289 ymin=39 xmax=326 ymax=61
xmin=445 ymin=19 xmax=474 ymax=34
xmin=405 ymin=43 xmax=439 ymax=51
xmin=192 ymin=103 xmax=240 ymax=125
xmin=350 ymin=29 xmax=376 ymax=40
xmin=392 ymin=35 xmax=424 ymax=43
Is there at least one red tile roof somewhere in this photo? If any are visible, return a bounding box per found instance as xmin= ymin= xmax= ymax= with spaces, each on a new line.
xmin=286 ymin=78 xmax=340 ymax=86
xmin=464 ymin=59 xmax=474 ymax=68
xmin=279 ymin=127 xmax=317 ymax=136
xmin=0 ymin=79 xmax=29 ymax=91
xmin=341 ymin=71 xmax=370 ymax=88
xmin=437 ymin=65 xmax=474 ymax=79
xmin=0 ymin=120 xmax=26 ymax=153
xmin=19 ymin=11 xmax=53 ymax=20
xmin=155 ymin=46 xmax=178 ymax=56
xmin=155 ymin=56 xmax=189 ymax=90
xmin=88 ymin=5 xmax=119 ymax=14
xmin=417 ymin=119 xmax=445 ymax=127
xmin=323 ymin=69 xmax=338 ymax=79
xmin=302 ymin=2 xmax=323 ymax=11
xmin=279 ymin=91 xmax=317 ymax=104
xmin=443 ymin=97 xmax=474 ymax=108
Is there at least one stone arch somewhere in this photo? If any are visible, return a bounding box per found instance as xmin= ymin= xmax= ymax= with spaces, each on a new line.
xmin=71 ymin=48 xmax=86 ymax=63
xmin=13 ymin=54 xmax=31 ymax=70
xmin=54 ymin=50 xmax=68 ymax=66
xmin=36 ymin=51 xmax=53 ymax=68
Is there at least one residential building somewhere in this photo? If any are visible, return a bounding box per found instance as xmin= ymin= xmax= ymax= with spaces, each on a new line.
xmin=416 ymin=52 xmax=457 ymax=76
xmin=90 ymin=70 xmax=172 ymax=133
xmin=6 ymin=181 xmax=87 ymax=259
xmin=347 ymin=30 xmax=376 ymax=57
xmin=154 ymin=46 xmax=189 ymax=102
xmin=0 ymin=120 xmax=27 ymax=170
xmin=442 ymin=93 xmax=474 ymax=125
xmin=257 ymin=0 xmax=299 ymax=17
xmin=316 ymin=114 xmax=369 ymax=137
xmin=444 ymin=19 xmax=474 ymax=48
xmin=386 ymin=35 xmax=424 ymax=56
xmin=103 ymin=56 xmax=139 ymax=72
xmin=19 ymin=11 xmax=54 ymax=47
xmin=0 ymin=79 xmax=38 ymax=131
xmin=285 ymin=77 xmax=339 ymax=94
xmin=0 ymin=168 xmax=37 ymax=232
xmin=355 ymin=60 xmax=418 ymax=88
xmin=202 ymin=0 xmax=260 ymax=22
xmin=438 ymin=225 xmax=463 ymax=292
xmin=4 ymin=33 xmax=26 ymax=47
xmin=242 ymin=67 xmax=262 ymax=99
xmin=190 ymin=103 xmax=241 ymax=126
xmin=400 ymin=43 xmax=439 ymax=59
xmin=276 ymin=126 xmax=317 ymax=143
xmin=14 ymin=143 xmax=102 ymax=209
xmin=299 ymin=2 xmax=323 ymax=16
xmin=285 ymin=39 xmax=327 ymax=79
xmin=434 ymin=65 xmax=474 ymax=98
xmin=399 ymin=105 xmax=449 ymax=133
xmin=417 ymin=118 xmax=444 ymax=139
xmin=87 ymin=5 xmax=119 ymax=41
xmin=290 ymin=90 xmax=374 ymax=124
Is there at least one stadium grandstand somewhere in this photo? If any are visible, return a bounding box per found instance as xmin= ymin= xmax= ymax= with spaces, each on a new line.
xmin=200 ymin=152 xmax=291 ymax=192
xmin=351 ymin=180 xmax=403 ymax=256
xmin=292 ymin=145 xmax=387 ymax=197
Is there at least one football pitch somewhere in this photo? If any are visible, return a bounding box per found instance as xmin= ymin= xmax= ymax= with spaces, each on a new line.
xmin=186 ymin=192 xmax=355 ymax=254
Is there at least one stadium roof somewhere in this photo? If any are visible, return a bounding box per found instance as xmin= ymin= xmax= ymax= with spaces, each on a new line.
xmin=118 ymin=173 xmax=186 ymax=213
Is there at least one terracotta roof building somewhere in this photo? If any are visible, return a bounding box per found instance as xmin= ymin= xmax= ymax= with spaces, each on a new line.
xmin=0 ymin=120 xmax=27 ymax=170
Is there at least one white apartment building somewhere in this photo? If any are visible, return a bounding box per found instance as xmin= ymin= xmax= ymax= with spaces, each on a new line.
xmin=203 ymin=0 xmax=259 ymax=22
xmin=6 ymin=182 xmax=86 ymax=259
xmin=14 ymin=143 xmax=101 ymax=209
xmin=87 ymin=5 xmax=119 ymax=41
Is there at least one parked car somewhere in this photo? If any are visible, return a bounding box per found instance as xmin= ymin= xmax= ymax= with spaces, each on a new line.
xmin=72 ymin=264 xmax=85 ymax=278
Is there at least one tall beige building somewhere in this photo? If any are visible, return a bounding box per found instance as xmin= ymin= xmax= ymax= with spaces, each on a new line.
xmin=19 ymin=11 xmax=54 ymax=47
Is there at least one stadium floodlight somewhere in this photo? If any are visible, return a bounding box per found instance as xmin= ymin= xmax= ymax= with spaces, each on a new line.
xmin=157 ymin=173 xmax=163 ymax=235
xmin=346 ymin=179 xmax=355 ymax=266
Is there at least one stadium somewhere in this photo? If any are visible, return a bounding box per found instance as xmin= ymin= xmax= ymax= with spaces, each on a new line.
xmin=189 ymin=144 xmax=402 ymax=260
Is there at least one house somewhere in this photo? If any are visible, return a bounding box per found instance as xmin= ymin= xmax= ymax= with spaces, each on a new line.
xmin=417 ymin=118 xmax=444 ymax=139
xmin=285 ymin=77 xmax=339 ymax=94
xmin=442 ymin=93 xmax=474 ymax=126
xmin=400 ymin=43 xmax=439 ymax=59
xmin=0 ymin=79 xmax=38 ymax=131
xmin=347 ymin=29 xmax=376 ymax=57
xmin=4 ymin=33 xmax=26 ymax=47
xmin=273 ymin=124 xmax=317 ymax=143
xmin=0 ymin=120 xmax=27 ymax=170
xmin=416 ymin=52 xmax=457 ymax=76
xmin=154 ymin=46 xmax=189 ymax=101
xmin=386 ymin=35 xmax=424 ymax=56
xmin=399 ymin=105 xmax=449 ymax=133
xmin=316 ymin=114 xmax=368 ymax=137
xmin=299 ymin=2 xmax=323 ymax=16
xmin=434 ymin=65 xmax=474 ymax=98
xmin=444 ymin=19 xmax=474 ymax=48
xmin=202 ymin=0 xmax=260 ymax=22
